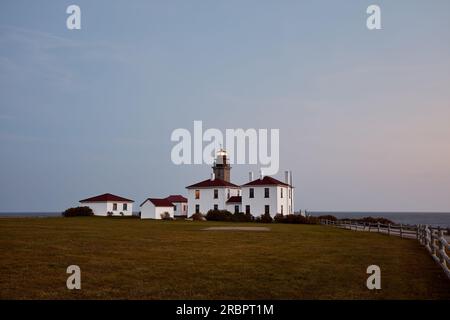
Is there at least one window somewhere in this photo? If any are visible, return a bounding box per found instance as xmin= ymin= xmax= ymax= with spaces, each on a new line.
xmin=249 ymin=188 xmax=254 ymax=198
xmin=264 ymin=188 xmax=269 ymax=198
xmin=113 ymin=203 xmax=117 ymax=211
xmin=281 ymin=205 xmax=284 ymax=214
xmin=174 ymin=205 xmax=177 ymax=211
xmin=245 ymin=205 xmax=250 ymax=214
xmin=195 ymin=204 xmax=200 ymax=213
xmin=281 ymin=188 xmax=283 ymax=198
xmin=123 ymin=203 xmax=127 ymax=211
xmin=214 ymin=189 xmax=218 ymax=199
xmin=214 ymin=204 xmax=218 ymax=211
xmin=234 ymin=205 xmax=239 ymax=214
xmin=195 ymin=190 xmax=200 ymax=199
xmin=227 ymin=189 xmax=230 ymax=199
xmin=265 ymin=205 xmax=270 ymax=214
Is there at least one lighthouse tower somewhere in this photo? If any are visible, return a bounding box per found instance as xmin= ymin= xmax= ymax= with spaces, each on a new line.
xmin=212 ymin=148 xmax=231 ymax=182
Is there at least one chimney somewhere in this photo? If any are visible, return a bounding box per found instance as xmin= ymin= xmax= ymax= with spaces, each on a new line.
xmin=285 ymin=171 xmax=289 ymax=184
xmin=249 ymin=171 xmax=254 ymax=182
xmin=259 ymin=169 xmax=264 ymax=180
xmin=211 ymin=173 xmax=215 ymax=181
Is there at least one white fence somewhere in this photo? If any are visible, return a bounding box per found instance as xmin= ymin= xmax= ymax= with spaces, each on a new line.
xmin=320 ymin=219 xmax=450 ymax=280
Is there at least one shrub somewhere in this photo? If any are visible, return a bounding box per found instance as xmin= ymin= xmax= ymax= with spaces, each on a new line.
xmin=274 ymin=214 xmax=320 ymax=224
xmin=191 ymin=212 xmax=206 ymax=221
xmin=62 ymin=206 xmax=93 ymax=217
xmin=206 ymin=209 xmax=233 ymax=222
xmin=232 ymin=212 xmax=254 ymax=222
xmin=256 ymin=212 xmax=273 ymax=223
xmin=342 ymin=216 xmax=394 ymax=225
xmin=160 ymin=212 xmax=172 ymax=220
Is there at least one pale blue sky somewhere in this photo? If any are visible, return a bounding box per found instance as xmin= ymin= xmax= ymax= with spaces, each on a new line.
xmin=1 ymin=1 xmax=450 ymax=212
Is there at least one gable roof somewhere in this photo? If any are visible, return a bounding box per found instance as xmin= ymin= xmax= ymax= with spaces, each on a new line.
xmin=186 ymin=178 xmax=240 ymax=189
xmin=242 ymin=176 xmax=291 ymax=187
xmin=226 ymin=196 xmax=242 ymax=204
xmin=141 ymin=198 xmax=174 ymax=207
xmin=165 ymin=195 xmax=187 ymax=203
xmin=80 ymin=193 xmax=134 ymax=203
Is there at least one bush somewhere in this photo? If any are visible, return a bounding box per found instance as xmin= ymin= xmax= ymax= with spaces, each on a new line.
xmin=232 ymin=212 xmax=254 ymax=222
xmin=191 ymin=212 xmax=206 ymax=221
xmin=206 ymin=209 xmax=233 ymax=222
xmin=256 ymin=212 xmax=273 ymax=223
xmin=62 ymin=206 xmax=93 ymax=217
xmin=274 ymin=214 xmax=320 ymax=224
xmin=343 ymin=216 xmax=394 ymax=225
xmin=160 ymin=212 xmax=172 ymax=220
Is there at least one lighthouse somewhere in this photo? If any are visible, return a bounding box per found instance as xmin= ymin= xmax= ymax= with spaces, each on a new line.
xmin=212 ymin=148 xmax=231 ymax=182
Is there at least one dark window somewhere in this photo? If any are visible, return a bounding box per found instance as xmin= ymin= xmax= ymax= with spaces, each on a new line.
xmin=234 ymin=205 xmax=239 ymax=214
xmin=123 ymin=203 xmax=127 ymax=211
xmin=281 ymin=205 xmax=284 ymax=214
xmin=195 ymin=204 xmax=200 ymax=213
xmin=214 ymin=189 xmax=218 ymax=199
xmin=264 ymin=188 xmax=269 ymax=198
xmin=249 ymin=188 xmax=254 ymax=198
xmin=195 ymin=190 xmax=200 ymax=199
xmin=174 ymin=205 xmax=177 ymax=211
xmin=113 ymin=203 xmax=117 ymax=211
xmin=227 ymin=189 xmax=230 ymax=199
xmin=281 ymin=188 xmax=283 ymax=198
xmin=214 ymin=204 xmax=218 ymax=211
xmin=245 ymin=205 xmax=250 ymax=214
xmin=265 ymin=205 xmax=270 ymax=214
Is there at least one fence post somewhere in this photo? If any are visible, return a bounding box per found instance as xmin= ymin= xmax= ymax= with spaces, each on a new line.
xmin=377 ymin=222 xmax=380 ymax=233
xmin=438 ymin=229 xmax=445 ymax=264
xmin=416 ymin=225 xmax=419 ymax=240
xmin=400 ymin=224 xmax=403 ymax=239
xmin=388 ymin=224 xmax=391 ymax=236
xmin=430 ymin=227 xmax=435 ymax=255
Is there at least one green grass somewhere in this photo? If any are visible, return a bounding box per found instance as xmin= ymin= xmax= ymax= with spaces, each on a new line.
xmin=0 ymin=217 xmax=449 ymax=299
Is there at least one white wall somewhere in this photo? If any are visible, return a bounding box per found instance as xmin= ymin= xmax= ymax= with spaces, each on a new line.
xmin=187 ymin=187 xmax=240 ymax=216
xmin=173 ymin=202 xmax=188 ymax=216
xmin=80 ymin=201 xmax=133 ymax=216
xmin=241 ymin=185 xmax=294 ymax=217
xmin=140 ymin=201 xmax=174 ymax=219
xmin=226 ymin=203 xmax=242 ymax=213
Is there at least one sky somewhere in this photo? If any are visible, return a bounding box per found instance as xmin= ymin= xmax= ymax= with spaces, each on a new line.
xmin=1 ymin=0 xmax=450 ymax=212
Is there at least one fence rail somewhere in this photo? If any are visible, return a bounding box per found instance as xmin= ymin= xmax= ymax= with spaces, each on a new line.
xmin=320 ymin=219 xmax=450 ymax=280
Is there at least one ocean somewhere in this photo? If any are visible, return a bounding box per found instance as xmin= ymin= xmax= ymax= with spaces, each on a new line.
xmin=1 ymin=211 xmax=450 ymax=228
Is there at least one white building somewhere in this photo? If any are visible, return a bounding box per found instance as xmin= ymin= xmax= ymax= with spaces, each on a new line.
xmin=186 ymin=177 xmax=240 ymax=215
xmin=165 ymin=195 xmax=188 ymax=217
xmin=226 ymin=196 xmax=242 ymax=214
xmin=185 ymin=148 xmax=295 ymax=218
xmin=140 ymin=198 xmax=174 ymax=219
xmin=79 ymin=193 xmax=134 ymax=216
xmin=241 ymin=172 xmax=294 ymax=218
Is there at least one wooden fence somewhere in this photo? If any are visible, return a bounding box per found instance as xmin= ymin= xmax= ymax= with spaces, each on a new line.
xmin=320 ymin=219 xmax=450 ymax=280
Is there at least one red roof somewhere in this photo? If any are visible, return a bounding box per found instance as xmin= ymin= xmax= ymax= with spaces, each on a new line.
xmin=186 ymin=178 xmax=240 ymax=189
xmin=165 ymin=195 xmax=187 ymax=203
xmin=141 ymin=198 xmax=174 ymax=207
xmin=79 ymin=193 xmax=134 ymax=203
xmin=226 ymin=196 xmax=242 ymax=204
xmin=242 ymin=176 xmax=291 ymax=187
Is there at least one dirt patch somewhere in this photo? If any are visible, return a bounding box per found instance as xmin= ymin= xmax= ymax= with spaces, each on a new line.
xmin=202 ymin=226 xmax=270 ymax=232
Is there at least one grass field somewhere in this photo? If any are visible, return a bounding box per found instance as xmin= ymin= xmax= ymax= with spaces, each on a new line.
xmin=1 ymin=217 xmax=449 ymax=299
